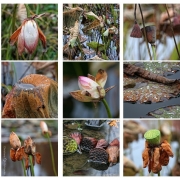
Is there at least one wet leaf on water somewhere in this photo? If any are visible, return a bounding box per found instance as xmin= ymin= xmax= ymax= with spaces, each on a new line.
xmin=149 ymin=106 xmax=180 ymax=118
xmin=124 ymin=63 xmax=180 ymax=103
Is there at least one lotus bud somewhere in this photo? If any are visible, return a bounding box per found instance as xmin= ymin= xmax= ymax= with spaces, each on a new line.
xmin=40 ymin=121 xmax=52 ymax=136
xmin=78 ymin=76 xmax=100 ymax=98
xmin=10 ymin=17 xmax=46 ymax=55
xmin=69 ymin=132 xmax=82 ymax=145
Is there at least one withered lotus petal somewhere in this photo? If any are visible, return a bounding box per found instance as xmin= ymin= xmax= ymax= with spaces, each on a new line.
xmin=35 ymin=152 xmax=41 ymax=164
xmin=95 ymin=69 xmax=107 ymax=88
xmin=152 ymin=147 xmax=162 ymax=174
xmin=159 ymin=149 xmax=169 ymax=166
xmin=15 ymin=147 xmax=24 ymax=161
xmin=161 ymin=141 xmax=174 ymax=157
xmin=148 ymin=159 xmax=153 ymax=173
xmin=96 ymin=139 xmax=109 ymax=149
xmin=69 ymin=132 xmax=82 ymax=145
xmin=142 ymin=147 xmax=149 ymax=168
xmin=69 ymin=90 xmax=99 ymax=102
xmin=9 ymin=132 xmax=21 ymax=150
xmin=2 ymin=74 xmax=58 ymax=118
xmin=10 ymin=148 xmax=16 ymax=161
xmin=24 ymin=137 xmax=36 ymax=155
xmin=109 ymin=138 xmax=119 ymax=147
xmin=106 ymin=146 xmax=119 ymax=166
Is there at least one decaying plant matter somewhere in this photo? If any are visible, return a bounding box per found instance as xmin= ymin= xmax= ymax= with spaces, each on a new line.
xmin=2 ymin=74 xmax=58 ymax=118
xmin=142 ymin=140 xmax=173 ymax=174
xmin=9 ymin=132 xmax=41 ymax=169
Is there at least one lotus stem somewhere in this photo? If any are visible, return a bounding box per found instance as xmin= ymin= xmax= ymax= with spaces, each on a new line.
xmin=46 ymin=132 xmax=57 ymax=176
xmin=29 ymin=155 xmax=35 ymax=176
xmin=164 ymin=4 xmax=180 ymax=59
xmin=24 ymin=4 xmax=30 ymax=17
xmin=138 ymin=4 xmax=152 ymax=60
xmin=151 ymin=45 xmax=156 ymax=60
xmin=158 ymin=172 xmax=160 ymax=176
xmin=21 ymin=160 xmax=27 ymax=176
xmin=102 ymin=98 xmax=112 ymax=118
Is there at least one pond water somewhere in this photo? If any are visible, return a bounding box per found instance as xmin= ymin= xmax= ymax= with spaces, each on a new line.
xmin=124 ymin=97 xmax=180 ymax=118
xmin=63 ymin=120 xmax=119 ymax=176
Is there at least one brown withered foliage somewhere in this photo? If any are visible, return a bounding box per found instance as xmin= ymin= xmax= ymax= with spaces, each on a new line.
xmin=9 ymin=132 xmax=41 ymax=170
xmin=142 ymin=140 xmax=174 ymax=174
xmin=124 ymin=63 xmax=177 ymax=84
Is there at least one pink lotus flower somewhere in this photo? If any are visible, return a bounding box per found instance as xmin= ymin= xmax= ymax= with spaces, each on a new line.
xmin=78 ymin=76 xmax=100 ymax=98
xmin=10 ymin=17 xmax=46 ymax=55
xmin=70 ymin=69 xmax=115 ymax=102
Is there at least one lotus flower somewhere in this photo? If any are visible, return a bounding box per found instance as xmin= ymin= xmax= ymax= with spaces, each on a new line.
xmin=10 ymin=15 xmax=46 ymax=55
xmin=70 ymin=69 xmax=115 ymax=103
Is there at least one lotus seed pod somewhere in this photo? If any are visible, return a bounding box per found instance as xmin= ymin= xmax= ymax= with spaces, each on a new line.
xmin=2 ymin=74 xmax=58 ymax=118
xmin=144 ymin=129 xmax=161 ymax=145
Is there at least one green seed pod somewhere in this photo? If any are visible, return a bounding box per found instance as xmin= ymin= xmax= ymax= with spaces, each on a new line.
xmin=144 ymin=129 xmax=161 ymax=145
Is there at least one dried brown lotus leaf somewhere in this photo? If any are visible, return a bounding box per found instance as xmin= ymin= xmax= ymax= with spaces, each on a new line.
xmin=159 ymin=149 xmax=169 ymax=166
xmin=9 ymin=132 xmax=21 ymax=150
xmin=161 ymin=141 xmax=174 ymax=157
xmin=10 ymin=148 xmax=16 ymax=161
xmin=152 ymin=147 xmax=162 ymax=174
xmin=142 ymin=147 xmax=149 ymax=168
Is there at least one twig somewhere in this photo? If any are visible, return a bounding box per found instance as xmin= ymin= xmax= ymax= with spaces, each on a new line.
xmin=138 ymin=4 xmax=152 ymax=60
xmin=165 ymin=4 xmax=180 ymax=59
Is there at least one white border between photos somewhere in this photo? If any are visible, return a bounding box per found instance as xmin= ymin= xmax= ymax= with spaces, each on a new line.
xmin=0 ymin=0 xmax=180 ymax=179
